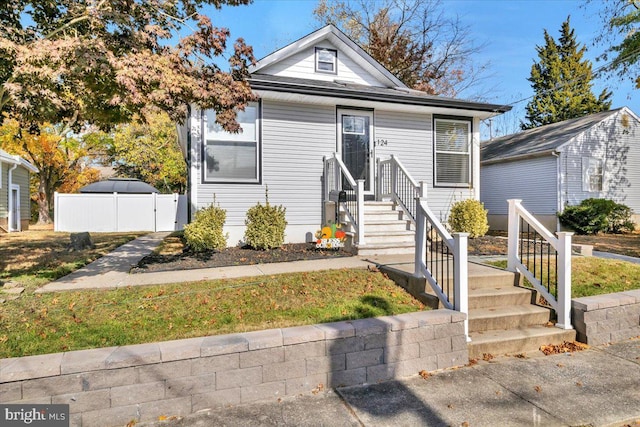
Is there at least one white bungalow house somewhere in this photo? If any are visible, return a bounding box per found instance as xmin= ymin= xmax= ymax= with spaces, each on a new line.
xmin=481 ymin=107 xmax=640 ymax=231
xmin=0 ymin=148 xmax=38 ymax=232
xmin=179 ymin=25 xmax=510 ymax=253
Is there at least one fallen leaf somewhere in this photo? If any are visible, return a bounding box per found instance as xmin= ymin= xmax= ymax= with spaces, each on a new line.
xmin=482 ymin=353 xmax=494 ymax=362
xmin=514 ymin=353 xmax=526 ymax=359
xmin=447 ymin=404 xmax=454 ymax=409
xmin=556 ymin=363 xmax=565 ymax=368
xmin=576 ymin=381 xmax=583 ymax=387
xmin=462 ymin=422 xmax=470 ymax=427
xmin=419 ymin=370 xmax=431 ymax=380
xmin=534 ymin=385 xmax=542 ymax=393
xmin=540 ymin=341 xmax=588 ymax=355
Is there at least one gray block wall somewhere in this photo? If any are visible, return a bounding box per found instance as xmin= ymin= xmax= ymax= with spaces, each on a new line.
xmin=0 ymin=310 xmax=468 ymax=427
xmin=572 ymin=290 xmax=640 ymax=345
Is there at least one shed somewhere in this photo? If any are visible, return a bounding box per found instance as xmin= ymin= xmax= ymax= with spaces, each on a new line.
xmin=80 ymin=178 xmax=159 ymax=194
xmin=480 ymin=107 xmax=640 ymax=231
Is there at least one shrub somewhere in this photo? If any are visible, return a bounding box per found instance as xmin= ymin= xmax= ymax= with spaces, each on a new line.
xmin=558 ymin=198 xmax=635 ymax=235
xmin=244 ymin=190 xmax=287 ymax=250
xmin=183 ymin=204 xmax=227 ymax=252
xmin=448 ymin=199 xmax=489 ymax=238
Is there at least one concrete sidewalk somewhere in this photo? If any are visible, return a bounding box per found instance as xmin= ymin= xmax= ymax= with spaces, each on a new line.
xmin=37 ymin=233 xmax=373 ymax=293
xmin=138 ymin=338 xmax=640 ymax=427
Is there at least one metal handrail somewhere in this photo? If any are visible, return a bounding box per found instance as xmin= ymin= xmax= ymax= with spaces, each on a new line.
xmin=377 ymin=155 xmax=424 ymax=223
xmin=415 ymin=198 xmax=469 ymax=341
xmin=507 ymin=199 xmax=573 ymax=330
xmin=323 ymin=153 xmax=365 ymax=245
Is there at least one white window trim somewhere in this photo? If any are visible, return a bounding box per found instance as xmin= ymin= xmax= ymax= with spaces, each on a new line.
xmin=434 ymin=117 xmax=472 ymax=188
xmin=202 ymin=102 xmax=261 ymax=184
xmin=315 ymin=47 xmax=337 ymax=74
xmin=582 ymin=156 xmax=603 ymax=193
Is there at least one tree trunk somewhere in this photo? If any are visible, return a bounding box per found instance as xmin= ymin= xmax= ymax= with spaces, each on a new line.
xmin=36 ymin=178 xmax=52 ymax=224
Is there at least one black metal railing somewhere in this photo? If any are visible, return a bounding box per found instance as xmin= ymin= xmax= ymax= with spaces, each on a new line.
xmin=519 ymin=217 xmax=558 ymax=300
xmin=425 ymin=217 xmax=454 ymax=306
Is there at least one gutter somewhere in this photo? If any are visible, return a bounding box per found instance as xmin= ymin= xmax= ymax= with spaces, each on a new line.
xmin=249 ymin=78 xmax=511 ymax=114
xmin=481 ymin=149 xmax=557 ymax=166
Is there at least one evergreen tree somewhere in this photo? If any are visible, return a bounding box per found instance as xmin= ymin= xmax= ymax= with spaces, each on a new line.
xmin=522 ymin=17 xmax=612 ymax=130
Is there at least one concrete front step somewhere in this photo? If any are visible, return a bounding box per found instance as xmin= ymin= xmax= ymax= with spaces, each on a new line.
xmin=468 ymin=326 xmax=577 ymax=359
xmin=357 ymin=242 xmax=415 ymax=256
xmin=364 ymin=230 xmax=415 ymax=245
xmin=469 ymin=286 xmax=534 ymax=309
xmin=467 ymin=264 xmax=520 ymax=290
xmin=469 ymin=305 xmax=552 ymax=333
xmin=363 ymin=220 xmax=413 ymax=232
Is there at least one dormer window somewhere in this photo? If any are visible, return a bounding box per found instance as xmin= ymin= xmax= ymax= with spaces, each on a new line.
xmin=315 ymin=47 xmax=337 ymax=74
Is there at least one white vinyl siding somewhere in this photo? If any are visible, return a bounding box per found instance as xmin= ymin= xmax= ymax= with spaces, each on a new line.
xmin=481 ymin=156 xmax=558 ymax=216
xmin=260 ymin=42 xmax=384 ymax=87
xmin=12 ymin=168 xmax=30 ymax=220
xmin=193 ymin=101 xmax=335 ymax=242
xmin=0 ymin=162 xmax=7 ymax=217
xmin=434 ymin=118 xmax=472 ymax=188
xmin=562 ymin=109 xmax=640 ymax=214
xmin=375 ymin=110 xmax=476 ymax=222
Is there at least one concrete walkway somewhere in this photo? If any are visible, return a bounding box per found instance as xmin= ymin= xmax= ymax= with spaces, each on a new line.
xmin=37 ymin=234 xmax=373 ymax=293
xmin=137 ymin=338 xmax=640 ymax=427
xmin=594 ymin=250 xmax=640 ymax=264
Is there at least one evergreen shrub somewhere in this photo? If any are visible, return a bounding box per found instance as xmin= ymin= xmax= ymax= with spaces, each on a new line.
xmin=448 ymin=199 xmax=489 ymax=238
xmin=558 ymin=198 xmax=635 ymax=235
xmin=183 ymin=204 xmax=227 ymax=252
xmin=244 ymin=189 xmax=287 ymax=250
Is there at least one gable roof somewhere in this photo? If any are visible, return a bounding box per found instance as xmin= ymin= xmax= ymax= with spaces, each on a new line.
xmin=0 ymin=148 xmax=39 ymax=173
xmin=481 ymin=108 xmax=630 ymax=164
xmin=250 ymin=24 xmax=406 ymax=89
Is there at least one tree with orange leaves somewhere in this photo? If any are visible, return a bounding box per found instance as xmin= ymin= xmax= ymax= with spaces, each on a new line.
xmin=0 ymin=119 xmax=101 ymax=223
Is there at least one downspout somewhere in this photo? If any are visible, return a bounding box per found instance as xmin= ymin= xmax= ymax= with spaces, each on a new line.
xmin=186 ymin=105 xmax=192 ymax=222
xmin=7 ymin=160 xmax=18 ymax=232
xmin=552 ymin=151 xmax=561 ymax=232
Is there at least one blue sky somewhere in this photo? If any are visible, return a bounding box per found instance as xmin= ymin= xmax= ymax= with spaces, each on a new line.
xmin=204 ymin=0 xmax=637 ymax=135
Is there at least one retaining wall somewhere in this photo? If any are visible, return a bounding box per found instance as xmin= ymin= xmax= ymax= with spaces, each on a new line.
xmin=0 ymin=310 xmax=467 ymax=427
xmin=572 ymin=290 xmax=640 ymax=345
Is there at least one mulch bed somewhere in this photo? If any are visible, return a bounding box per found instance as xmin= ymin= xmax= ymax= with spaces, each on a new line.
xmin=132 ymin=243 xmax=355 ymax=274
xmin=132 ymin=235 xmax=512 ymax=274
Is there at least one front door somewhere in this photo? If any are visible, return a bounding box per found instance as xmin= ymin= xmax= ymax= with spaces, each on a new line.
xmin=338 ymin=109 xmax=374 ymax=195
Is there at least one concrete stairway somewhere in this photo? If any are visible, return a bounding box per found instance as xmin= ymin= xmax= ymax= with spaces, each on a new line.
xmin=466 ymin=265 xmax=576 ymax=359
xmin=350 ymin=201 xmax=415 ymax=256
xmin=373 ymin=258 xmax=576 ymax=359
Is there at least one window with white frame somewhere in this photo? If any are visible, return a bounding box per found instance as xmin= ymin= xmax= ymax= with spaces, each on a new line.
xmin=203 ymin=102 xmax=260 ymax=183
xmin=315 ymin=47 xmax=337 ymax=73
xmin=434 ymin=117 xmax=472 ymax=187
xmin=582 ymin=157 xmax=603 ymax=192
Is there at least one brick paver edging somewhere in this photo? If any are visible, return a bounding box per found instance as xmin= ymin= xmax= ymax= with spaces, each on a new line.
xmin=572 ymin=289 xmax=640 ymax=345
xmin=0 ymin=309 xmax=468 ymax=427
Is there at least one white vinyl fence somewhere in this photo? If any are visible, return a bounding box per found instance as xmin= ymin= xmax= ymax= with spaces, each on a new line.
xmin=54 ymin=192 xmax=187 ymax=232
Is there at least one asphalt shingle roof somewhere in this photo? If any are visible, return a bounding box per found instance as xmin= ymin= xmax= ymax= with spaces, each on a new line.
xmin=481 ymin=108 xmax=622 ymax=163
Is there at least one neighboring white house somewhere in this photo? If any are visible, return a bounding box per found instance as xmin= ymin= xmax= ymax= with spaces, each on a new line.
xmin=179 ymin=25 xmax=510 ymax=248
xmin=0 ymin=148 xmax=38 ymax=232
xmin=481 ymin=107 xmax=640 ymax=231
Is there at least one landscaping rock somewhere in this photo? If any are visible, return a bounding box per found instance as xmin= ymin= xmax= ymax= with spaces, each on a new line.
xmin=2 ymin=287 xmax=24 ymax=295
xmin=69 ymin=232 xmax=95 ymax=251
xmin=2 ymin=281 xmax=20 ymax=289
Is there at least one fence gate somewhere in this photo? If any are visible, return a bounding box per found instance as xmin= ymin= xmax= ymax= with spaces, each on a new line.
xmin=54 ymin=192 xmax=187 ymax=232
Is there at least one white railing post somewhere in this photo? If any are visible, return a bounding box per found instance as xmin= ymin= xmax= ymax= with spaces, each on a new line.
xmin=414 ymin=199 xmax=426 ymax=277
xmin=507 ymin=199 xmax=521 ymax=272
xmin=453 ymin=232 xmax=470 ymax=342
xmin=356 ymin=179 xmax=365 ymax=246
xmin=556 ymin=231 xmax=573 ymax=329
xmin=390 ymin=155 xmax=397 ymax=203
xmin=333 ymin=153 xmax=340 ymax=193
xmin=418 ymin=181 xmax=426 ymax=198
xmin=375 ymin=157 xmax=381 ymax=201
xmin=323 ymin=156 xmax=329 ymax=201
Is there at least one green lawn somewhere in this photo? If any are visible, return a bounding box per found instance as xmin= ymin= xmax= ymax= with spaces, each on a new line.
xmin=0 ymin=269 xmax=425 ymax=359
xmin=488 ymin=257 xmax=640 ymax=298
